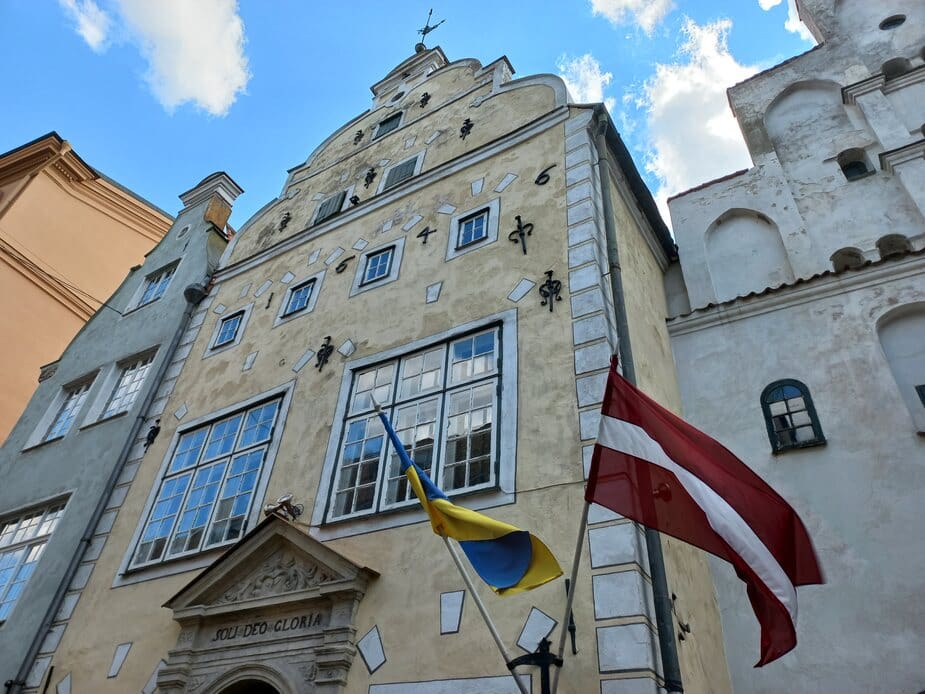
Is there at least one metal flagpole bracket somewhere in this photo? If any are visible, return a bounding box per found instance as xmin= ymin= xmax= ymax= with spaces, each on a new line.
xmin=507 ymin=638 xmax=562 ymax=694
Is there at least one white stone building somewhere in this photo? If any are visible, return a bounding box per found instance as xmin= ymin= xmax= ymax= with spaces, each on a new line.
xmin=666 ymin=1 xmax=925 ymax=692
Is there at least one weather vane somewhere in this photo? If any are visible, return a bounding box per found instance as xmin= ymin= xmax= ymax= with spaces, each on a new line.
xmin=416 ymin=8 xmax=444 ymax=50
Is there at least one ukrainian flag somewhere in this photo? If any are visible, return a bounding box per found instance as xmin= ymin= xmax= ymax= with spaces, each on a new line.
xmin=374 ymin=406 xmax=562 ymax=596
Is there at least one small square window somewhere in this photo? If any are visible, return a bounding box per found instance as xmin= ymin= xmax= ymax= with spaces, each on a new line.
xmin=314 ymin=191 xmax=347 ymax=225
xmin=374 ymin=112 xmax=402 ymax=139
xmin=214 ymin=313 xmax=244 ymax=348
xmin=456 ymin=209 xmax=489 ymax=249
xmin=45 ymin=382 xmax=93 ymax=441
xmin=102 ymin=355 xmax=154 ymax=418
xmin=383 ymin=157 xmax=418 ymax=191
xmin=138 ymin=264 xmax=176 ymax=307
xmin=283 ymin=280 xmax=315 ymax=317
xmin=362 ymin=248 xmax=394 ymax=285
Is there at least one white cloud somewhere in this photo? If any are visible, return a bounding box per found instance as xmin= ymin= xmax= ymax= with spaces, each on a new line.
xmin=590 ymin=0 xmax=675 ymax=34
xmin=58 ymin=0 xmax=111 ymax=52
xmin=784 ymin=0 xmax=815 ymax=42
xmin=757 ymin=0 xmax=782 ymax=10
xmin=557 ymin=53 xmax=616 ymax=112
xmin=633 ymin=17 xmax=759 ymax=221
xmin=116 ymin=0 xmax=250 ymax=116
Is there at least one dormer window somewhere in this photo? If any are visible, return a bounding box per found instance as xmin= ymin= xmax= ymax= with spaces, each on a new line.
xmin=373 ymin=112 xmax=402 ymax=140
xmin=314 ymin=191 xmax=347 ymax=225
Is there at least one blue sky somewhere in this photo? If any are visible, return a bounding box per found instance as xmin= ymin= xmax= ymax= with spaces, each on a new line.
xmin=1 ymin=1 xmax=813 ymax=229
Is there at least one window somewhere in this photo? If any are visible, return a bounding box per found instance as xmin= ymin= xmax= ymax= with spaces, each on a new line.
xmin=283 ymin=279 xmax=316 ymax=316
xmin=328 ymin=327 xmax=500 ymax=521
xmin=0 ymin=502 xmax=65 ymax=622
xmin=383 ymin=157 xmax=417 ymax=190
xmin=131 ymin=399 xmax=282 ymax=567
xmin=45 ymin=382 xmax=92 ymax=441
xmin=879 ymin=14 xmax=905 ymax=30
xmin=456 ymin=208 xmax=489 ymax=249
xmin=102 ymin=354 xmax=154 ymax=418
xmin=837 ymin=149 xmax=872 ymax=181
xmin=314 ymin=191 xmax=347 ymax=225
xmin=761 ymin=379 xmax=825 ymax=452
xmin=138 ymin=264 xmax=176 ymax=307
xmin=362 ymin=247 xmax=394 ymax=285
xmin=275 ymin=271 xmax=324 ymax=327
xmin=373 ymin=112 xmax=402 ymax=139
xmin=214 ymin=313 xmax=243 ymax=348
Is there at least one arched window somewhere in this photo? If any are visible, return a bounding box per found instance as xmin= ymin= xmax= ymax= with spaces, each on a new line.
xmin=761 ymin=379 xmax=825 ymax=453
xmin=876 ymin=234 xmax=912 ymax=260
xmin=837 ymin=149 xmax=872 ymax=181
xmin=830 ymin=247 xmax=866 ymax=272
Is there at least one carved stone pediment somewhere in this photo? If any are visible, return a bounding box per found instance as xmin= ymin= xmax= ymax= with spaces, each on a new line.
xmin=211 ymin=548 xmax=335 ymax=606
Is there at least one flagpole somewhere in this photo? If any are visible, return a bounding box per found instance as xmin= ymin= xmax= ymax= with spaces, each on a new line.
xmin=550 ymin=500 xmax=589 ymax=694
xmin=442 ymin=535 xmax=530 ymax=694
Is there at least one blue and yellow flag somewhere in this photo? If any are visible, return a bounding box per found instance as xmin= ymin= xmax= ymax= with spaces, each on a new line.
xmin=374 ymin=407 xmax=562 ymax=596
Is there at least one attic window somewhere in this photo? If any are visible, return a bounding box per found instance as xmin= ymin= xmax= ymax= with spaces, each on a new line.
xmin=373 ymin=112 xmax=402 ymax=139
xmin=391 ymin=91 xmax=405 ymax=103
xmin=876 ymin=234 xmax=912 ymax=260
xmin=837 ymin=149 xmax=872 ymax=181
xmin=830 ymin=248 xmax=866 ymax=272
xmin=879 ymin=15 xmax=905 ymax=30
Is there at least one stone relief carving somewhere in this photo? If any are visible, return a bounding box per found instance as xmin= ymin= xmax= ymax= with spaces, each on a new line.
xmin=213 ymin=550 xmax=333 ymax=605
xmin=299 ymin=662 xmax=318 ymax=683
xmin=186 ymin=675 xmax=208 ymax=692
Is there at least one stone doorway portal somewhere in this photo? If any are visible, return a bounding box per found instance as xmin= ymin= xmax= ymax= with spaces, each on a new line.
xmin=218 ymin=680 xmax=280 ymax=694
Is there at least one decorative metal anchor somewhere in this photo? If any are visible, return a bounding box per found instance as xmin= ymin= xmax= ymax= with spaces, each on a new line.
xmin=315 ymin=336 xmax=334 ymax=371
xmin=353 ymin=130 xmax=364 ymax=145
xmin=460 ymin=118 xmax=473 ymax=140
xmin=278 ymin=211 xmax=291 ymax=231
xmin=419 ymin=92 xmax=431 ymax=108
xmin=349 ymin=194 xmax=361 ymax=206
xmin=539 ymin=270 xmax=562 ymax=312
xmin=534 ymin=164 xmax=557 ymax=185
xmin=144 ymin=419 xmax=161 ymax=450
xmin=335 ymin=255 xmax=355 ymax=274
xmin=508 ymin=215 xmax=534 ymax=255
xmin=506 ymin=638 xmax=562 ymax=694
xmin=416 ymin=226 xmax=436 ymax=244
xmin=364 ymin=168 xmax=377 ymax=188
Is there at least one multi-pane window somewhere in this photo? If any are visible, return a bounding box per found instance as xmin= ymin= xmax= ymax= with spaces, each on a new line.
xmin=283 ymin=280 xmax=316 ymax=317
xmin=0 ymin=503 xmax=65 ymax=622
xmin=329 ymin=327 xmax=500 ymax=521
xmin=374 ymin=112 xmax=402 ymax=139
xmin=139 ymin=265 xmax=175 ymax=306
xmin=362 ymin=248 xmax=394 ymax=285
xmin=102 ymin=355 xmax=153 ymax=418
xmin=314 ymin=191 xmax=346 ymax=224
xmin=760 ymin=379 xmax=825 ymax=452
xmin=457 ymin=209 xmax=489 ymax=248
xmin=45 ymin=381 xmax=93 ymax=441
xmin=383 ymin=157 xmax=417 ymax=190
xmin=214 ymin=312 xmax=244 ymax=348
xmin=131 ymin=399 xmax=281 ymax=567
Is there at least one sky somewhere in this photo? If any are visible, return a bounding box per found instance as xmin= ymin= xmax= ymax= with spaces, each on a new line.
xmin=1 ymin=0 xmax=814 ymax=231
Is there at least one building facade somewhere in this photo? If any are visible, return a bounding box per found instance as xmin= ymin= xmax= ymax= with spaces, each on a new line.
xmin=23 ymin=48 xmax=732 ymax=693
xmin=666 ymin=1 xmax=925 ymax=691
xmin=0 ymin=132 xmax=173 ymax=443
xmin=0 ymin=173 xmax=238 ymax=691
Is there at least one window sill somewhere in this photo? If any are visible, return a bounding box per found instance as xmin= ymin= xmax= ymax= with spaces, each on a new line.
xmin=772 ymin=439 xmax=827 ymax=455
xmin=114 ymin=544 xmax=228 ymax=588
xmin=122 ymin=297 xmax=161 ymax=318
xmin=21 ymin=435 xmax=65 ymax=453
xmin=80 ymin=410 xmax=129 ymax=431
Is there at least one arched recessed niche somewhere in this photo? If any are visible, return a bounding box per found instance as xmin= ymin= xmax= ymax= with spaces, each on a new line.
xmin=830 ymin=247 xmax=866 ymax=272
xmin=877 ymin=302 xmax=925 ymax=431
xmin=882 ymin=57 xmax=913 ymax=80
xmin=876 ymin=233 xmax=912 ymax=259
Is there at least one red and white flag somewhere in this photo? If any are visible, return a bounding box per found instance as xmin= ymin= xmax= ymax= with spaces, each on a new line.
xmin=586 ymin=357 xmax=823 ymax=665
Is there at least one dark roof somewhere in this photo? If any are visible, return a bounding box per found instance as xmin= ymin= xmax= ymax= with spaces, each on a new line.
xmin=668 ymin=168 xmax=750 ymax=202
xmin=669 ymin=245 xmax=925 ymax=320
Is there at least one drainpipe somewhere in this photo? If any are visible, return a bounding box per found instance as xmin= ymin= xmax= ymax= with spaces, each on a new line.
xmin=592 ymin=110 xmax=684 ymax=693
xmin=8 ymin=286 xmax=205 ymax=694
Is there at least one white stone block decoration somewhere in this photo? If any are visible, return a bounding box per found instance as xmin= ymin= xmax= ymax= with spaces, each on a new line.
xmin=39 ymin=623 xmax=66 ymax=654
xmin=308 ymin=249 xmax=321 ymax=265
xmin=568 ymin=241 xmax=596 ymax=269
xmin=597 ymin=623 xmax=657 ymax=672
xmin=516 ymin=607 xmax=557 ymax=653
xmin=56 ymin=592 xmax=80 ymax=621
xmin=577 ymin=372 xmax=608 ymax=408
xmin=600 ymin=677 xmax=661 ymax=694
xmin=325 ymin=247 xmax=345 ymax=265
xmin=494 ymin=173 xmax=518 ymax=192
xmin=243 ymin=351 xmax=258 ymax=371
xmin=25 ymin=656 xmax=51 ymax=688
xmin=507 ymin=278 xmax=536 ymax=303
xmin=338 ymin=339 xmax=356 ymax=357
xmin=378 ymin=159 xmax=391 ymax=167
xmin=574 ymin=341 xmax=612 ymax=375
xmin=369 ymin=675 xmax=531 ymax=694
xmin=107 ymin=642 xmax=132 ymax=678
xmin=425 ymin=282 xmax=443 ymax=304
xmin=292 ymin=348 xmax=316 ymax=373
xmin=142 ymin=660 xmax=166 ymax=694
xmin=570 ymin=287 xmax=605 ymax=318
xmin=471 ymin=177 xmax=484 ymax=196
xmin=311 ymin=192 xmax=325 ymax=201
xmin=212 ymin=303 xmax=226 ymax=315
xmin=440 ymin=590 xmax=465 ymax=634
xmin=238 ymin=282 xmax=251 ymax=298
xmin=56 ymin=672 xmax=72 ymax=694
xmin=402 ymin=214 xmax=424 ymax=231
xmin=254 ymin=279 xmax=273 ymax=298
xmin=280 ymin=271 xmax=295 ymax=284
xmin=339 ymin=170 xmax=349 ymax=182
xmin=381 ymin=219 xmax=394 ymax=232
xmin=579 ymin=408 xmax=601 ymax=441
xmin=68 ymin=562 xmax=93 ymax=590
xmin=425 ymin=130 xmax=442 ymax=144
xmin=593 ymin=570 xmax=650 ymax=620
xmin=437 ymin=203 xmax=457 ymax=215
xmin=573 ymin=315 xmax=609 ymax=346
xmin=589 ymin=523 xmax=642 ymax=568
xmin=173 ymin=403 xmax=189 ymax=420
xmin=589 ymin=503 xmax=623 ymax=525
xmin=357 ymin=625 xmax=386 ymax=674
xmin=404 ymin=136 xmax=417 ymax=149
xmin=353 ymin=238 xmax=369 ymax=251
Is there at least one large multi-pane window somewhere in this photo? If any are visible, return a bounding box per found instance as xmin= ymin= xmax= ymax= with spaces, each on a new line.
xmin=329 ymin=327 xmax=500 ymax=521
xmin=0 ymin=502 xmax=65 ymax=622
xmin=45 ymin=381 xmax=93 ymax=441
xmin=131 ymin=399 xmax=281 ymax=567
xmin=102 ymin=355 xmax=154 ymax=418
xmin=138 ymin=264 xmax=176 ymax=307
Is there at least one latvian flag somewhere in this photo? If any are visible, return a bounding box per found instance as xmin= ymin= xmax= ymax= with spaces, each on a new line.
xmin=586 ymin=357 xmax=823 ymax=665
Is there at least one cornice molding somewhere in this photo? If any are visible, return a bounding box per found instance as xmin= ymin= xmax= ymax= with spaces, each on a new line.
xmin=879 ymin=139 xmax=925 ymax=175
xmin=841 ymin=74 xmax=884 ymax=105
xmin=0 ymin=237 xmax=95 ymax=320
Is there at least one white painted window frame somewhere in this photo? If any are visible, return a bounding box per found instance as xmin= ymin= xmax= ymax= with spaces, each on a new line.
xmin=376 ymin=150 xmax=426 ymax=195
xmin=445 ymin=198 xmax=501 ymax=261
xmin=80 ymin=347 xmax=160 ymax=426
xmin=312 ymin=185 xmax=356 ymax=225
xmin=372 ymin=110 xmax=404 ymax=140
xmin=23 ymin=373 xmax=99 ymax=449
xmin=349 ymin=237 xmax=405 ymax=298
xmin=273 ymin=269 xmax=326 ymax=328
xmin=124 ymin=259 xmax=182 ymax=314
xmin=203 ymin=302 xmax=254 ymax=358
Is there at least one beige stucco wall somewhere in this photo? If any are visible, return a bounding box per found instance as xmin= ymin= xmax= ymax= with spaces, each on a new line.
xmin=609 ymin=175 xmax=732 ymax=694
xmin=0 ymin=168 xmax=168 ymax=442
